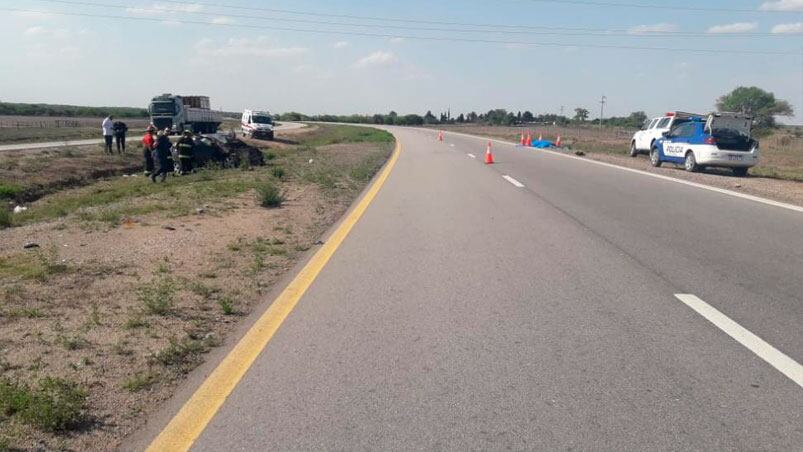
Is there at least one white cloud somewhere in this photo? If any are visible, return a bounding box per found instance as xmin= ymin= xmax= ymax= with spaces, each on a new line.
xmin=211 ymin=16 xmax=234 ymax=25
xmin=771 ymin=22 xmax=803 ymax=33
xmin=293 ymin=64 xmax=334 ymax=80
xmin=332 ymin=41 xmax=349 ymax=49
xmin=353 ymin=51 xmax=398 ymax=68
xmin=707 ymin=22 xmax=757 ymax=34
xmin=628 ymin=23 xmax=677 ymax=34
xmin=760 ymin=0 xmax=803 ymax=11
xmin=389 ymin=37 xmax=405 ymax=44
xmin=24 ymin=26 xmax=47 ymax=36
xmin=23 ymin=26 xmax=72 ymax=39
xmin=126 ymin=2 xmax=202 ymax=15
xmin=195 ymin=37 xmax=308 ymax=58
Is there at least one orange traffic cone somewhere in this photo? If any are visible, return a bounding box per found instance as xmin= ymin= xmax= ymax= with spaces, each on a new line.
xmin=520 ymin=132 xmax=525 ymax=146
xmin=525 ymin=132 xmax=532 ymax=147
xmin=484 ymin=141 xmax=495 ymax=164
xmin=556 ymin=135 xmax=562 ymax=147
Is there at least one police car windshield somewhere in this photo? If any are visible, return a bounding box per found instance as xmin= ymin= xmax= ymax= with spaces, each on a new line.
xmin=252 ymin=116 xmax=272 ymax=124
xmin=151 ymin=102 xmax=175 ymax=114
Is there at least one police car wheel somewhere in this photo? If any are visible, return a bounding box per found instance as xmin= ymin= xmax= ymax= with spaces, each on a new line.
xmin=684 ymin=152 xmax=698 ymax=172
xmin=650 ymin=148 xmax=662 ymax=167
xmin=733 ymin=167 xmax=748 ymax=177
xmin=629 ymin=142 xmax=638 ymax=157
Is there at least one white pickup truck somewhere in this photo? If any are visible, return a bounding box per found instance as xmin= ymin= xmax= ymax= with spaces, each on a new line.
xmin=630 ymin=112 xmax=700 ymax=157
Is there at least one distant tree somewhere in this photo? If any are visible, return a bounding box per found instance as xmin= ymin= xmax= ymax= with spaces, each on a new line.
xmin=439 ymin=112 xmax=448 ymax=123
xmin=423 ymin=110 xmax=438 ymax=124
xmin=467 ymin=111 xmax=478 ymax=122
xmin=573 ymin=108 xmax=590 ymax=122
xmin=516 ymin=111 xmax=522 ymax=122
xmin=372 ymin=114 xmax=385 ymax=124
xmin=457 ymin=113 xmax=465 ymax=123
xmin=522 ymin=111 xmax=534 ymax=123
xmin=716 ymin=86 xmax=793 ymax=129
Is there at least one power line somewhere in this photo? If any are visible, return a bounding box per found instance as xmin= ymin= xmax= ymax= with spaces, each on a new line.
xmin=1 ymin=7 xmax=797 ymax=55
xmin=523 ymin=0 xmax=802 ymax=14
xmin=30 ymin=0 xmax=802 ymax=38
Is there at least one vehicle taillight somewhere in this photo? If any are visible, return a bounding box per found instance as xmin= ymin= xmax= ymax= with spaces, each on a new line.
xmin=704 ymin=136 xmax=717 ymax=145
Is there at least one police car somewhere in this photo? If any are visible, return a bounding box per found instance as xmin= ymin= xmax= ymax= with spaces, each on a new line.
xmin=650 ymin=112 xmax=759 ymax=176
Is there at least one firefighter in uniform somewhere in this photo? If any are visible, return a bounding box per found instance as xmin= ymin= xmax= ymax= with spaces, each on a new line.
xmin=142 ymin=125 xmax=156 ymax=176
xmin=176 ymin=131 xmax=195 ymax=175
xmin=151 ymin=131 xmax=173 ymax=183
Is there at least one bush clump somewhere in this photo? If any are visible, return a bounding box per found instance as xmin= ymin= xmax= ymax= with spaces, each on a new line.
xmin=256 ymin=181 xmax=284 ymax=208
xmin=0 ymin=377 xmax=88 ymax=432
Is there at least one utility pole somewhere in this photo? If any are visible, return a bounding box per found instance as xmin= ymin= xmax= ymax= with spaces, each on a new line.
xmin=560 ymin=105 xmax=565 ymax=117
xmin=599 ymin=95 xmax=607 ymax=130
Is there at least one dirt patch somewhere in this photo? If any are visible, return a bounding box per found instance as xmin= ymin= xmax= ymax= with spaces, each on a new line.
xmin=0 ymin=125 xmax=394 ymax=450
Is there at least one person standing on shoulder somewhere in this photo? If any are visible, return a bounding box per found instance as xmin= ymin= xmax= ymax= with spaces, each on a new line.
xmin=151 ymin=131 xmax=173 ymax=183
xmin=101 ymin=115 xmax=114 ymax=154
xmin=176 ymin=131 xmax=195 ymax=175
xmin=113 ymin=119 xmax=129 ymax=153
xmin=142 ymin=125 xmax=156 ymax=176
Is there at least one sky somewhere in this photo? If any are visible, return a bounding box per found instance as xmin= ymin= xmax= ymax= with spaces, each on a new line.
xmin=0 ymin=0 xmax=801 ymax=122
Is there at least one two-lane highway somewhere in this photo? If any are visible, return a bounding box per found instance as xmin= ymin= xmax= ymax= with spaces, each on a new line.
xmin=142 ymin=126 xmax=802 ymax=451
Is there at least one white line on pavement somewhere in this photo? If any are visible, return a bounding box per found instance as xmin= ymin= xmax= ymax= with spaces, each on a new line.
xmin=439 ymin=130 xmax=803 ymax=214
xmin=467 ymin=153 xmax=476 ymax=159
xmin=503 ymin=175 xmax=525 ymax=188
xmin=675 ymin=294 xmax=803 ymax=388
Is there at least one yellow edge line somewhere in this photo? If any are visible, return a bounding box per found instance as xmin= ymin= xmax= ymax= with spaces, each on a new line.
xmin=146 ymin=140 xmax=401 ymax=452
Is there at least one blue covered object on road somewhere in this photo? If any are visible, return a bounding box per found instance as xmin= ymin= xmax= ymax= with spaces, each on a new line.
xmin=530 ymin=140 xmax=554 ymax=148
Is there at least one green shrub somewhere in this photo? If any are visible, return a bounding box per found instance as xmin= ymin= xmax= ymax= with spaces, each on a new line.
xmin=0 ymin=208 xmax=11 ymax=229
xmin=21 ymin=377 xmax=88 ymax=431
xmin=0 ymin=377 xmax=88 ymax=432
xmin=139 ymin=277 xmax=176 ymax=315
xmin=0 ymin=183 xmax=21 ymax=200
xmin=218 ymin=297 xmax=235 ymax=315
xmin=271 ymin=166 xmax=285 ymax=179
xmin=256 ymin=181 xmax=284 ymax=208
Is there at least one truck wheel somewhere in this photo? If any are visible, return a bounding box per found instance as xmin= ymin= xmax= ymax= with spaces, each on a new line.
xmin=650 ymin=147 xmax=662 ymax=167
xmin=684 ymin=151 xmax=699 ymax=172
xmin=733 ymin=167 xmax=748 ymax=177
xmin=267 ymin=131 xmax=274 ymax=141
xmin=629 ymin=141 xmax=638 ymax=157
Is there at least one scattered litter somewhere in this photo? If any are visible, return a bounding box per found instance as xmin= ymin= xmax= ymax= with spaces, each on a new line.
xmin=314 ymin=240 xmax=324 ymax=245
xmin=574 ymin=151 xmax=585 ymax=156
xmin=196 ymin=208 xmax=206 ymax=215
xmin=13 ymin=205 xmax=28 ymax=214
xmin=23 ymin=242 xmax=40 ymax=249
xmin=162 ymin=225 xmax=176 ymax=231
xmin=734 ymin=184 xmax=742 ymax=189
xmin=308 ymin=159 xmax=314 ymax=164
xmin=122 ymin=174 xmax=130 ymax=178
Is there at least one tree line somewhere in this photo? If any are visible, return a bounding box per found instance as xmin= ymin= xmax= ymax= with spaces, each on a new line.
xmin=0 ymin=102 xmax=148 ymax=118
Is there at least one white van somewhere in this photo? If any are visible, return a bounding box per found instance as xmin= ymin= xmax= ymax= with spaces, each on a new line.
xmin=241 ymin=110 xmax=274 ymax=140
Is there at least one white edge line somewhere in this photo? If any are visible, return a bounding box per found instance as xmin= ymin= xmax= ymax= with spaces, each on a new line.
xmin=502 ymin=175 xmax=525 ymax=188
xmin=467 ymin=153 xmax=476 ymax=159
xmin=439 ymin=130 xmax=803 ymax=214
xmin=675 ymin=294 xmax=803 ymax=388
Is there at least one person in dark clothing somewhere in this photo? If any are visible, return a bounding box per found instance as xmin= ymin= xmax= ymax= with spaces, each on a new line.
xmin=142 ymin=126 xmax=156 ymax=176
xmin=113 ymin=120 xmax=129 ymax=153
xmin=176 ymin=131 xmax=195 ymax=175
xmin=151 ymin=131 xmax=174 ymax=183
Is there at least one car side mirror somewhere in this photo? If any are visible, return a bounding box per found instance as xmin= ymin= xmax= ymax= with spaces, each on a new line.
xmin=662 ymin=131 xmax=670 ymax=137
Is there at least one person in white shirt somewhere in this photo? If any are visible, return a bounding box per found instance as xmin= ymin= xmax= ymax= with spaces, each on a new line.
xmin=102 ymin=116 xmax=114 ymax=154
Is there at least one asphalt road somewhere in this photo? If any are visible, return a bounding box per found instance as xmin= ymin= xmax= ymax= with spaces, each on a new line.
xmin=159 ymin=127 xmax=801 ymax=451
xmin=0 ymin=122 xmax=306 ymax=152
